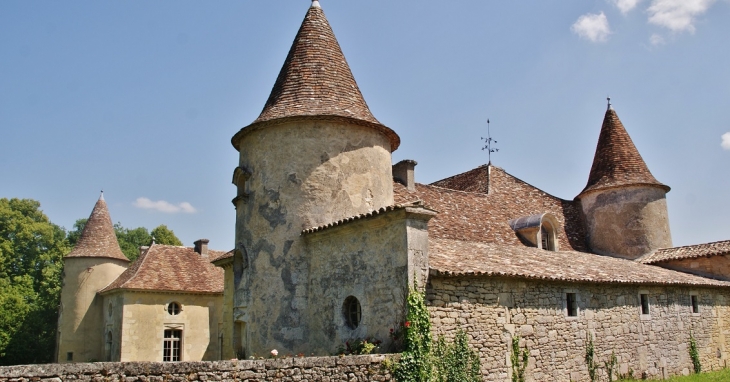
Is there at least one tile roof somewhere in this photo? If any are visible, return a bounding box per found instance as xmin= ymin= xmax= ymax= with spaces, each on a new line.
xmin=429 ymin=238 xmax=730 ymax=287
xmin=65 ymin=194 xmax=129 ymax=262
xmin=100 ymin=244 xmax=225 ymax=294
xmin=301 ymin=202 xmax=434 ymax=235
xmin=232 ymin=3 xmax=400 ymax=151
xmin=580 ymin=108 xmax=669 ymax=195
xmin=210 ymin=249 xmax=234 ymax=264
xmin=395 ymin=165 xmax=589 ymax=251
xmin=639 ymin=240 xmax=730 ymax=264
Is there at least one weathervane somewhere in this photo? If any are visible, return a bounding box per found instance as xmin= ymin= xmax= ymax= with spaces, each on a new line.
xmin=481 ymin=118 xmax=498 ymax=164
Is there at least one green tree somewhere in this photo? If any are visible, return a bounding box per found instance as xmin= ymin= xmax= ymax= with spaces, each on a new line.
xmin=0 ymin=198 xmax=69 ymax=365
xmin=150 ymin=225 xmax=183 ymax=246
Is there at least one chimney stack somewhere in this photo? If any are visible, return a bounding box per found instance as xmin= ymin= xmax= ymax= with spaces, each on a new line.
xmin=393 ymin=160 xmax=418 ymax=191
xmin=194 ymin=239 xmax=209 ymax=256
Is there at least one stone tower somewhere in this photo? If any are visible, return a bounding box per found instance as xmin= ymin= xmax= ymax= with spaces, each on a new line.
xmin=230 ymin=1 xmax=400 ymax=355
xmin=56 ymin=193 xmax=129 ymax=363
xmin=576 ymin=102 xmax=672 ymax=259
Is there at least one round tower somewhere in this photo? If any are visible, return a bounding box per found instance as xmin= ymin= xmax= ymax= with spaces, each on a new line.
xmin=57 ymin=193 xmax=129 ymax=363
xmin=576 ymin=100 xmax=672 ymax=260
xmin=230 ymin=1 xmax=400 ymax=355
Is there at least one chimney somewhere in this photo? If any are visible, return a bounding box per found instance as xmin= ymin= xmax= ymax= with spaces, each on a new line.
xmin=194 ymin=239 xmax=209 ymax=256
xmin=393 ymin=160 xmax=418 ymax=191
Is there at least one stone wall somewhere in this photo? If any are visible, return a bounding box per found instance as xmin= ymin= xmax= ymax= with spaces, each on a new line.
xmin=427 ymin=275 xmax=730 ymax=381
xmin=0 ymin=355 xmax=393 ymax=382
xmin=659 ymin=255 xmax=730 ymax=281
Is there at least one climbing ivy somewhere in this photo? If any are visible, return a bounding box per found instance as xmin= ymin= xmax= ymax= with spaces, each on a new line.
xmin=585 ymin=332 xmax=599 ymax=382
xmin=689 ymin=333 xmax=701 ymax=374
xmin=510 ymin=335 xmax=530 ymax=382
xmin=433 ymin=329 xmax=481 ymax=382
xmin=393 ymin=281 xmax=433 ymax=382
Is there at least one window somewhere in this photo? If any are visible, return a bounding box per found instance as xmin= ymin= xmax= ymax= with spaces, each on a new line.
xmin=167 ymin=302 xmax=181 ymax=315
xmin=163 ymin=329 xmax=182 ymax=362
xmin=640 ymin=294 xmax=650 ymax=315
xmin=566 ymin=293 xmax=578 ymax=317
xmin=343 ymin=296 xmax=362 ymax=329
xmin=541 ymin=224 xmax=555 ymax=251
xmin=66 ymin=352 xmax=73 ymax=362
xmin=105 ymin=332 xmax=112 ymax=361
xmin=691 ymin=295 xmax=699 ymax=314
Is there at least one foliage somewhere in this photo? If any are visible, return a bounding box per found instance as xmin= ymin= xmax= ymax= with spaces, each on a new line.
xmin=432 ymin=329 xmax=481 ymax=382
xmin=393 ymin=281 xmax=433 ymax=382
xmin=0 ymin=198 xmax=69 ymax=365
xmin=68 ymin=220 xmax=182 ymax=262
xmin=618 ymin=368 xmax=730 ymax=381
xmin=510 ymin=335 xmax=529 ymax=382
xmin=585 ymin=332 xmax=599 ymax=382
xmin=605 ymin=350 xmax=618 ymax=382
xmin=689 ymin=333 xmax=701 ymax=374
xmin=338 ymin=337 xmax=382 ymax=355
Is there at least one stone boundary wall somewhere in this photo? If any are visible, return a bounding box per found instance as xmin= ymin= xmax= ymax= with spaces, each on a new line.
xmin=0 ymin=355 xmax=394 ymax=382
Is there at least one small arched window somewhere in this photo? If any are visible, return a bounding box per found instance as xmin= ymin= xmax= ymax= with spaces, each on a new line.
xmin=167 ymin=302 xmax=181 ymax=315
xmin=540 ymin=222 xmax=556 ymax=251
xmin=342 ymin=296 xmax=362 ymax=329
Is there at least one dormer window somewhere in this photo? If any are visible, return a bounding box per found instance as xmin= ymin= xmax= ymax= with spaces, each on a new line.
xmin=509 ymin=213 xmax=560 ymax=251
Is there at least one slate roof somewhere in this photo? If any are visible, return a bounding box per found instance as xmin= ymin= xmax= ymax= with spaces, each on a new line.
xmin=65 ymin=194 xmax=129 ymax=262
xmin=100 ymin=244 xmax=225 ymax=294
xmin=640 ymin=240 xmax=730 ymax=264
xmin=232 ymin=2 xmax=400 ymax=151
xmin=394 ymin=165 xmax=589 ymax=251
xmin=429 ymin=238 xmax=730 ymax=287
xmin=580 ymin=108 xmax=669 ymax=195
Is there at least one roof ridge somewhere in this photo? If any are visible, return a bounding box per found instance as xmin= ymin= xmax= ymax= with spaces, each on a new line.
xmin=657 ymin=239 xmax=730 ymax=251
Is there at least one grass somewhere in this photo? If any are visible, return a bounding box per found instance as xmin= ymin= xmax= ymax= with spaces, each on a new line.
xmin=619 ymin=368 xmax=730 ymax=381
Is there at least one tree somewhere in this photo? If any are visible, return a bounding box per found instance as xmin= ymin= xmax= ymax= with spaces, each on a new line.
xmin=0 ymin=198 xmax=69 ymax=365
xmin=151 ymin=225 xmax=183 ymax=246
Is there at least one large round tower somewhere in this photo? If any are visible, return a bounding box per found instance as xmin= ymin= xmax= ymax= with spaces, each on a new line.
xmin=576 ymin=101 xmax=672 ymax=260
xmin=230 ymin=1 xmax=400 ymax=355
xmin=56 ymin=193 xmax=129 ymax=363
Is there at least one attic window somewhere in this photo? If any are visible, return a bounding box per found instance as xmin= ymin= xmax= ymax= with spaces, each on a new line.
xmin=540 ymin=223 xmax=555 ymax=251
xmin=167 ymin=302 xmax=181 ymax=315
xmin=509 ymin=213 xmax=560 ymax=251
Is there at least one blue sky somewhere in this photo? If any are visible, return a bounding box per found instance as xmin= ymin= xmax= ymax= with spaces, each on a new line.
xmin=1 ymin=0 xmax=728 ymax=250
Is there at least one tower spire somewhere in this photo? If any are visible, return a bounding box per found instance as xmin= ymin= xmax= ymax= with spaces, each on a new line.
xmin=65 ymin=195 xmax=129 ymax=261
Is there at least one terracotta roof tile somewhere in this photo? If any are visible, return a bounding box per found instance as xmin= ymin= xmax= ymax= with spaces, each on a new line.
xmin=429 ymin=238 xmax=730 ymax=287
xmin=640 ymin=240 xmax=730 ymax=264
xmin=395 ymin=165 xmax=589 ymax=251
xmin=65 ymin=194 xmax=129 ymax=262
xmin=301 ymin=202 xmax=432 ymax=235
xmin=210 ymin=249 xmax=234 ymax=264
xmin=580 ymin=108 xmax=669 ymax=195
xmin=232 ymin=4 xmax=400 ymax=151
xmin=100 ymin=244 xmax=224 ymax=294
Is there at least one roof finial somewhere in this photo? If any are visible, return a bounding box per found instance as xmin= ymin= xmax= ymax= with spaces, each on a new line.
xmin=311 ymin=0 xmax=321 ymax=8
xmin=99 ymin=190 xmax=105 ymax=201
xmin=607 ymin=96 xmax=613 ymax=111
xmin=481 ymin=118 xmax=499 ymax=165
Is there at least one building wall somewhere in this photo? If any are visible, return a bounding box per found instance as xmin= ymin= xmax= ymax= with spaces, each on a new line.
xmin=658 ymin=255 xmax=730 ymax=281
xmin=427 ymin=276 xmax=730 ymax=381
xmin=57 ymin=257 xmax=128 ymax=363
xmin=217 ymin=263 xmax=235 ymax=360
xmin=303 ymin=207 xmax=433 ymax=355
xmin=115 ymin=291 xmax=222 ymax=362
xmin=232 ymin=120 xmax=394 ymax=356
xmin=579 ymin=186 xmax=672 ymax=259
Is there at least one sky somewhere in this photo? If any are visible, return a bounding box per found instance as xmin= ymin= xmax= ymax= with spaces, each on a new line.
xmin=1 ymin=0 xmax=728 ymax=250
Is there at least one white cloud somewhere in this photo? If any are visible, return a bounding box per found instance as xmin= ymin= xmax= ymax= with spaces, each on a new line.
xmin=647 ymin=0 xmax=717 ymax=33
xmin=133 ymin=197 xmax=197 ymax=213
xmin=614 ymin=0 xmax=643 ymax=14
xmin=649 ymin=33 xmax=666 ymax=45
xmin=722 ymin=132 xmax=730 ymax=150
xmin=571 ymin=12 xmax=612 ymax=42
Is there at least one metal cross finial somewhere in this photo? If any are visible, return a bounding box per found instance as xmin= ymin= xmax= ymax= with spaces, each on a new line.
xmin=481 ymin=118 xmax=499 ymax=165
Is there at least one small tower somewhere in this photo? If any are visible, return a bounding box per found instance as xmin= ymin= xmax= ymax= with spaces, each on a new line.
xmin=230 ymin=1 xmax=400 ymax=355
xmin=576 ymin=100 xmax=672 ymax=259
xmin=57 ymin=193 xmax=129 ymax=363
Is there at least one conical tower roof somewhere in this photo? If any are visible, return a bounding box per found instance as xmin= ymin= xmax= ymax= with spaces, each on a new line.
xmin=232 ymin=1 xmax=400 ymax=151
xmin=580 ymin=104 xmax=669 ymax=196
xmin=65 ymin=193 xmax=129 ymax=262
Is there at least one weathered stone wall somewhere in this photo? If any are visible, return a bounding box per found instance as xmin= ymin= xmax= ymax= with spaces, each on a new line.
xmin=304 ymin=207 xmax=433 ymax=354
xmin=0 ymin=356 xmax=394 ymax=382
xmin=659 ymin=255 xmax=730 ymax=281
xmin=57 ymin=257 xmax=129 ymax=363
xmin=427 ymin=275 xmax=730 ymax=381
xmin=232 ymin=120 xmax=394 ymax=356
xmin=579 ymin=186 xmax=672 ymax=260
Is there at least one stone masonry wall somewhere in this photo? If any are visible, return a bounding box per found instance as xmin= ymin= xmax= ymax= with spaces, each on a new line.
xmin=0 ymin=355 xmax=393 ymax=382
xmin=427 ymin=276 xmax=730 ymax=382
xmin=660 ymin=255 xmax=730 ymax=281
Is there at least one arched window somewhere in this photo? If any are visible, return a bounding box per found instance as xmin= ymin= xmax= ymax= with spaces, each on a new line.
xmin=342 ymin=296 xmax=362 ymax=329
xmin=509 ymin=212 xmax=560 ymax=251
